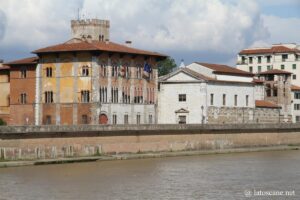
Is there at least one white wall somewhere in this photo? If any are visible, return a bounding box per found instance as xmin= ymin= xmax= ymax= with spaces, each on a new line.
xmin=216 ymin=74 xmax=253 ymax=83
xmin=186 ymin=63 xmax=215 ymax=78
xmin=158 ymin=82 xmax=207 ymax=124
xmin=207 ymin=82 xmax=255 ymax=108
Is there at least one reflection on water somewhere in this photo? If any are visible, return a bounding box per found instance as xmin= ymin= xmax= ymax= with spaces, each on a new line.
xmin=0 ymin=150 xmax=300 ymax=200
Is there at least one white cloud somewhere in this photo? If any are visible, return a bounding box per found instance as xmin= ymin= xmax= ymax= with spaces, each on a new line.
xmin=81 ymin=0 xmax=269 ymax=54
xmin=262 ymin=15 xmax=300 ymax=44
xmin=0 ymin=0 xmax=298 ymax=65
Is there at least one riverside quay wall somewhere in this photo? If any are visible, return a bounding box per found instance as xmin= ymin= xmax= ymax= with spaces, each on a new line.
xmin=1 ymin=124 xmax=300 ymax=161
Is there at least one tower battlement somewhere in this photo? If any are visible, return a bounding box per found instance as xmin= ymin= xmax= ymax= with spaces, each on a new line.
xmin=71 ymin=19 xmax=110 ymax=42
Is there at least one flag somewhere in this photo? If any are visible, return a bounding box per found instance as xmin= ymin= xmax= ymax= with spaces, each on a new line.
xmin=143 ymin=63 xmax=152 ymax=78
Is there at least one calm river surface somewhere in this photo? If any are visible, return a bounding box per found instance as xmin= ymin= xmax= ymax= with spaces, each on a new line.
xmin=0 ymin=150 xmax=300 ymax=200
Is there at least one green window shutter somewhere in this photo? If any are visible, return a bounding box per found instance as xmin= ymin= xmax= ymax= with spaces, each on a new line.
xmin=293 ymin=64 xmax=296 ymax=69
xmin=281 ymin=65 xmax=285 ymax=70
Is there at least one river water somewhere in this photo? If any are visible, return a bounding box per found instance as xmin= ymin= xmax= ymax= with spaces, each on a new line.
xmin=0 ymin=150 xmax=300 ymax=200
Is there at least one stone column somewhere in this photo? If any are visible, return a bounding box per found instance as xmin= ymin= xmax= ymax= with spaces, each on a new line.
xmin=55 ymin=58 xmax=61 ymax=125
xmin=91 ymin=56 xmax=100 ymax=125
xmin=73 ymin=57 xmax=79 ymax=125
xmin=35 ymin=63 xmax=42 ymax=125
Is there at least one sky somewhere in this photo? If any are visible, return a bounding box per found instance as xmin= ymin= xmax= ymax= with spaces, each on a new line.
xmin=0 ymin=0 xmax=299 ymax=66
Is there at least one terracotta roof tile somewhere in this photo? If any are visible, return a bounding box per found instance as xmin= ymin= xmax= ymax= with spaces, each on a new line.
xmin=257 ymin=69 xmax=292 ymax=75
xmin=5 ymin=57 xmax=38 ymax=65
xmin=255 ymin=100 xmax=280 ymax=108
xmin=291 ymin=85 xmax=300 ymax=91
xmin=33 ymin=40 xmax=166 ymax=57
xmin=239 ymin=45 xmax=300 ymax=55
xmin=195 ymin=62 xmax=253 ymax=76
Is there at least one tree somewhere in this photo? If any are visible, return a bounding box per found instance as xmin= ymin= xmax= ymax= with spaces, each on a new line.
xmin=0 ymin=118 xmax=6 ymax=126
xmin=157 ymin=57 xmax=177 ymax=77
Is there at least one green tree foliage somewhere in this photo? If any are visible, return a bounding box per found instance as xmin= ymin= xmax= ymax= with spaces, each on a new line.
xmin=157 ymin=57 xmax=177 ymax=77
xmin=0 ymin=118 xmax=6 ymax=126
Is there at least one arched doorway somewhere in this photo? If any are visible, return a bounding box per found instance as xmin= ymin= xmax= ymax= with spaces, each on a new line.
xmin=99 ymin=114 xmax=108 ymax=124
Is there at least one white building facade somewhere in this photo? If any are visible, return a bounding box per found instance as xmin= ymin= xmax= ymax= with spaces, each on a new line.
xmin=158 ymin=63 xmax=257 ymax=124
xmin=236 ymin=43 xmax=300 ymax=86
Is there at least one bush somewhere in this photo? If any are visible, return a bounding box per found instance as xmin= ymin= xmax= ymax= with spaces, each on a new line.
xmin=0 ymin=118 xmax=7 ymax=126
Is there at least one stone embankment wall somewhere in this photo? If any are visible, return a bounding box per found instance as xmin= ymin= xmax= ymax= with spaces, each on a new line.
xmin=1 ymin=124 xmax=300 ymax=161
xmin=207 ymin=107 xmax=282 ymax=124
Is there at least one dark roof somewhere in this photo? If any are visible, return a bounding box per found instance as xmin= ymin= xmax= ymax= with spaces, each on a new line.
xmin=195 ymin=62 xmax=253 ymax=77
xmin=33 ymin=40 xmax=166 ymax=57
xmin=5 ymin=57 xmax=38 ymax=65
xmin=255 ymin=100 xmax=280 ymax=108
xmin=239 ymin=45 xmax=300 ymax=55
xmin=291 ymin=85 xmax=300 ymax=91
xmin=257 ymin=69 xmax=292 ymax=75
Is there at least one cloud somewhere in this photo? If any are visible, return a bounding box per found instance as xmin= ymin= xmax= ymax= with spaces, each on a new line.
xmin=0 ymin=0 xmax=298 ymax=65
xmin=81 ymin=0 xmax=269 ymax=55
xmin=0 ymin=9 xmax=7 ymax=40
xmin=262 ymin=15 xmax=300 ymax=44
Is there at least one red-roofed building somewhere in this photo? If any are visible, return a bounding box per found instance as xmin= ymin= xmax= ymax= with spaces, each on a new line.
xmin=0 ymin=61 xmax=10 ymax=124
xmin=237 ymin=43 xmax=300 ymax=86
xmin=4 ymin=19 xmax=166 ymax=126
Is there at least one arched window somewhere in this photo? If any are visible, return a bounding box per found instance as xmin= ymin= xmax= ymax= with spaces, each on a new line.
xmin=82 ymin=65 xmax=89 ymax=76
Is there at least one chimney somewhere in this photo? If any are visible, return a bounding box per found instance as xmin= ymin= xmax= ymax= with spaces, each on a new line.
xmin=105 ymin=39 xmax=109 ymax=44
xmin=0 ymin=59 xmax=3 ymax=67
xmin=125 ymin=41 xmax=132 ymax=47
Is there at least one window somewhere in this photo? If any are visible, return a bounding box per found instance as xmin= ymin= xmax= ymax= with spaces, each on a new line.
xmin=124 ymin=114 xmax=129 ymax=124
xmin=222 ymin=94 xmax=226 ymax=106
xmin=81 ymin=115 xmax=88 ymax=124
xmin=111 ymin=87 xmax=119 ymax=103
xmin=210 ymin=94 xmax=214 ymax=106
xmin=294 ymin=92 xmax=300 ymax=99
xmin=122 ymin=87 xmax=130 ymax=103
xmin=100 ymin=87 xmax=107 ymax=103
xmin=81 ymin=90 xmax=90 ymax=103
xmin=45 ymin=115 xmax=52 ymax=125
xmin=113 ymin=114 xmax=117 ymax=124
xmin=241 ymin=56 xmax=246 ymax=64
xmin=178 ymin=115 xmax=186 ymax=124
xmin=246 ymin=95 xmax=249 ymax=107
xmin=20 ymin=68 xmax=27 ymax=78
xmin=267 ymin=65 xmax=271 ymax=70
xmin=112 ymin=64 xmax=118 ymax=78
xmin=282 ymin=54 xmax=288 ymax=62
xmin=100 ymin=64 xmax=107 ymax=77
xmin=45 ymin=91 xmax=53 ymax=103
xmin=179 ymin=94 xmax=186 ymax=102
xmin=258 ymin=66 xmax=261 ymax=72
xmin=296 ymin=54 xmax=299 ymax=61
xmin=294 ymin=104 xmax=300 ymax=110
xmin=249 ymin=66 xmax=253 ymax=73
xmin=136 ymin=114 xmax=141 ymax=124
xmin=296 ymin=116 xmax=300 ymax=122
xmin=293 ymin=64 xmax=296 ymax=70
xmin=281 ymin=65 xmax=285 ymax=70
xmin=234 ymin=95 xmax=238 ymax=106
xmin=266 ymin=56 xmax=271 ymax=63
xmin=257 ymin=56 xmax=262 ymax=64
xmin=149 ymin=114 xmax=153 ymax=124
xmin=46 ymin=67 xmax=53 ymax=77
xmin=136 ymin=64 xmax=142 ymax=79
xmin=293 ymin=74 xmax=297 ymax=80
xmin=249 ymin=57 xmax=253 ymax=64
xmin=134 ymin=87 xmax=143 ymax=104
xmin=82 ymin=65 xmax=89 ymax=76
xmin=20 ymin=93 xmax=27 ymax=104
